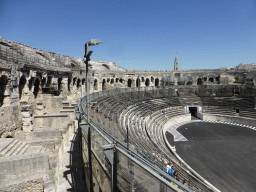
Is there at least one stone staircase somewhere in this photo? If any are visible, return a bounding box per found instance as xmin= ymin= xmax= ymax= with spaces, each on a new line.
xmin=60 ymin=101 xmax=76 ymax=113
xmin=0 ymin=138 xmax=30 ymax=157
xmin=179 ymin=94 xmax=202 ymax=106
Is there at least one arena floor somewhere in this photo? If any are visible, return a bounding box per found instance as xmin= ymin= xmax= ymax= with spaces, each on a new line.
xmin=166 ymin=121 xmax=256 ymax=192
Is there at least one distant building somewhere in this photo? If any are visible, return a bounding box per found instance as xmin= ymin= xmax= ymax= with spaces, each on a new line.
xmin=174 ymin=54 xmax=179 ymax=70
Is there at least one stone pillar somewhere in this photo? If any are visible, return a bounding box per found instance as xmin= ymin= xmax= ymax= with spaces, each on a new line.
xmin=52 ymin=77 xmax=58 ymax=90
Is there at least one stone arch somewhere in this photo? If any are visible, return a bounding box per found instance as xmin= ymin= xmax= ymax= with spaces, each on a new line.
xmin=127 ymin=79 xmax=132 ymax=87
xmin=151 ymin=77 xmax=154 ymax=82
xmin=116 ymin=78 xmax=119 ymax=83
xmin=141 ymin=77 xmax=145 ymax=82
xmin=102 ymin=79 xmax=106 ymax=90
xmin=209 ymin=77 xmax=214 ymax=83
xmin=120 ymin=78 xmax=123 ymax=83
xmin=155 ymin=78 xmax=159 ymax=86
xmin=77 ymin=79 xmax=81 ymax=88
xmin=107 ymin=79 xmax=110 ymax=83
xmin=94 ymin=79 xmax=98 ymax=90
xmin=110 ymin=79 xmax=114 ymax=84
xmin=19 ymin=75 xmax=26 ymax=99
xmin=0 ymin=75 xmax=8 ymax=107
xmin=197 ymin=78 xmax=202 ymax=85
xmin=58 ymin=77 xmax=62 ymax=91
xmin=82 ymin=79 xmax=85 ymax=85
xmin=136 ymin=78 xmax=140 ymax=87
xmin=186 ymin=76 xmax=193 ymax=85
xmin=145 ymin=78 xmax=150 ymax=86
xmin=33 ymin=78 xmax=40 ymax=99
xmin=178 ymin=77 xmax=185 ymax=85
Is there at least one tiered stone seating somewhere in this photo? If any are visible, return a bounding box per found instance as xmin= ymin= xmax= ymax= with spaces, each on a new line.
xmin=239 ymin=109 xmax=256 ymax=119
xmin=200 ymin=96 xmax=256 ymax=119
xmin=87 ymin=90 xmax=211 ymax=192
xmin=180 ymin=94 xmax=202 ymax=106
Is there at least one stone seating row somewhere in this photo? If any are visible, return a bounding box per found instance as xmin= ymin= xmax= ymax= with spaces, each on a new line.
xmin=118 ymin=101 xmax=209 ymax=191
xmin=88 ymin=92 xmax=211 ymax=191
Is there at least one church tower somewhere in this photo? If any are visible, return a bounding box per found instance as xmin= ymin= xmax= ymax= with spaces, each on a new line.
xmin=174 ymin=54 xmax=179 ymax=70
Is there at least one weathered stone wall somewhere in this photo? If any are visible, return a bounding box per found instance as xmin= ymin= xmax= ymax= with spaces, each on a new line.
xmin=0 ymin=178 xmax=44 ymax=192
xmin=0 ymin=105 xmax=21 ymax=137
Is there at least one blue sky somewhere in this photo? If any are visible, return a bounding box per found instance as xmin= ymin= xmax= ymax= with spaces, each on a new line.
xmin=0 ymin=0 xmax=255 ymax=70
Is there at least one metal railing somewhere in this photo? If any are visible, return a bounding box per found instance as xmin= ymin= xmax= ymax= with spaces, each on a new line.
xmin=78 ymin=86 xmax=219 ymax=192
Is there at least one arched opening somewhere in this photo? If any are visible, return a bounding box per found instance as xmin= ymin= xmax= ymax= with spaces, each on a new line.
xmin=203 ymin=77 xmax=207 ymax=81
xmin=6 ymin=135 xmax=13 ymax=138
xmin=187 ymin=80 xmax=193 ymax=85
xmin=19 ymin=75 xmax=26 ymax=99
xmin=41 ymin=78 xmax=46 ymax=88
xmin=33 ymin=78 xmax=40 ymax=99
xmin=127 ymin=79 xmax=132 ymax=87
xmin=216 ymin=76 xmax=220 ymax=84
xmin=102 ymin=79 xmax=106 ymax=90
xmin=141 ymin=77 xmax=145 ymax=82
xmin=116 ymin=78 xmax=119 ymax=83
xmin=82 ymin=79 xmax=85 ymax=85
xmin=155 ymin=78 xmax=159 ymax=86
xmin=58 ymin=77 xmax=62 ymax=91
xmin=77 ymin=79 xmax=81 ymax=89
xmin=209 ymin=77 xmax=214 ymax=83
xmin=68 ymin=78 xmax=71 ymax=91
xmin=110 ymin=79 xmax=114 ymax=84
xmin=29 ymin=78 xmax=33 ymax=91
xmin=107 ymin=79 xmax=110 ymax=83
xmin=197 ymin=78 xmax=202 ymax=85
xmin=151 ymin=77 xmax=154 ymax=82
xmin=73 ymin=77 xmax=77 ymax=86
xmin=0 ymin=75 xmax=8 ymax=107
xmin=120 ymin=79 xmax=123 ymax=83
xmin=94 ymin=79 xmax=98 ymax=90
xmin=136 ymin=78 xmax=140 ymax=87
xmin=145 ymin=78 xmax=150 ymax=86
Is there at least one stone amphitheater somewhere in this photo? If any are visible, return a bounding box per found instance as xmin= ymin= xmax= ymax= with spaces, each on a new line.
xmin=0 ymin=36 xmax=256 ymax=192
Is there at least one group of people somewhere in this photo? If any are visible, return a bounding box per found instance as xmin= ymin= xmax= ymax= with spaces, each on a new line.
xmin=166 ymin=161 xmax=189 ymax=190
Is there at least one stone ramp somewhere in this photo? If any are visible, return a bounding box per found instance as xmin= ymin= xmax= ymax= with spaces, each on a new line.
xmin=0 ymin=138 xmax=30 ymax=157
xmin=166 ymin=122 xmax=188 ymax=142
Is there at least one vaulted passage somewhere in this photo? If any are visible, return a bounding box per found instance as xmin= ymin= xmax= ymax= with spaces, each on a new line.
xmin=94 ymin=79 xmax=98 ymax=90
xmin=19 ymin=75 xmax=26 ymax=99
xmin=155 ymin=78 xmax=159 ymax=86
xmin=58 ymin=78 xmax=62 ymax=91
xmin=0 ymin=75 xmax=7 ymax=107
xmin=127 ymin=79 xmax=132 ymax=87
xmin=77 ymin=79 xmax=81 ymax=89
xmin=33 ymin=78 xmax=40 ymax=99
xmin=145 ymin=78 xmax=150 ymax=86
xmin=68 ymin=78 xmax=71 ymax=91
xmin=197 ymin=78 xmax=202 ymax=85
xmin=189 ymin=107 xmax=197 ymax=117
xmin=136 ymin=78 xmax=140 ymax=87
xmin=102 ymin=79 xmax=106 ymax=90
